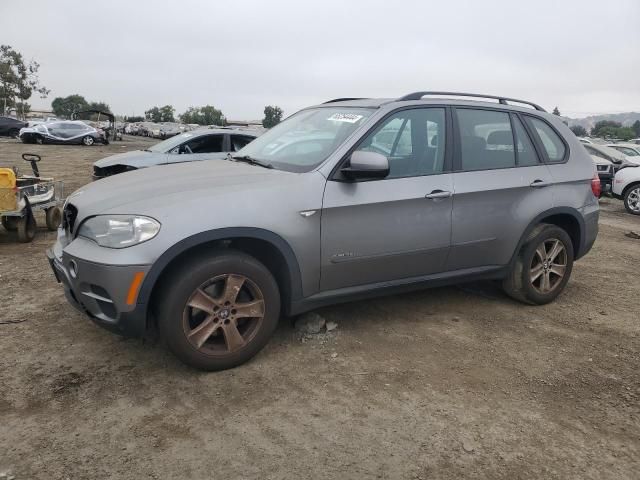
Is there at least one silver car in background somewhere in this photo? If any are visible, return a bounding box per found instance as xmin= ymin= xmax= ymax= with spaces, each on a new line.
xmin=49 ymin=92 xmax=599 ymax=371
xmin=92 ymin=127 xmax=260 ymax=178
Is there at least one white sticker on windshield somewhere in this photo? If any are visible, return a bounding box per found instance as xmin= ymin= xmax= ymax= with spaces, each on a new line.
xmin=327 ymin=113 xmax=364 ymax=123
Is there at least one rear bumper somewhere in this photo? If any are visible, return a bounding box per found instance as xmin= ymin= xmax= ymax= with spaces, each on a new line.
xmin=47 ymin=246 xmax=150 ymax=338
xmin=576 ymin=203 xmax=599 ymax=260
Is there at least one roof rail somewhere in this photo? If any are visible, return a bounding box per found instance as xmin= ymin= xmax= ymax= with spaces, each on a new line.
xmin=398 ymin=91 xmax=546 ymax=111
xmin=323 ymin=97 xmax=367 ymax=104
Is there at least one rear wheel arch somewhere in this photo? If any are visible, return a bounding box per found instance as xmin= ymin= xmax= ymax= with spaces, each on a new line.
xmin=141 ymin=228 xmax=303 ymax=326
xmin=511 ymin=208 xmax=584 ymax=265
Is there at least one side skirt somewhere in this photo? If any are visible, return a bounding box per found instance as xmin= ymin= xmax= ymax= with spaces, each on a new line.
xmin=290 ymin=265 xmax=507 ymax=315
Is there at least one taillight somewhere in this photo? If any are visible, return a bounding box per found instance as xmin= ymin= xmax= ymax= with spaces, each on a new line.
xmin=591 ymin=173 xmax=601 ymax=198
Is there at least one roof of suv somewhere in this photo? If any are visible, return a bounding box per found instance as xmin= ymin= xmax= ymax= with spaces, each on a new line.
xmin=313 ymin=92 xmax=548 ymax=115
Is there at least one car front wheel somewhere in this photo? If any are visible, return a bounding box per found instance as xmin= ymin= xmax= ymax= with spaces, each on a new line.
xmin=157 ymin=250 xmax=281 ymax=371
xmin=82 ymin=135 xmax=95 ymax=146
xmin=623 ymin=184 xmax=640 ymax=215
xmin=502 ymin=224 xmax=574 ymax=305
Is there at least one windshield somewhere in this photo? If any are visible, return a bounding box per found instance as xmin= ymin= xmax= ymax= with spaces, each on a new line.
xmin=236 ymin=107 xmax=374 ymax=172
xmin=147 ymin=132 xmax=198 ymax=152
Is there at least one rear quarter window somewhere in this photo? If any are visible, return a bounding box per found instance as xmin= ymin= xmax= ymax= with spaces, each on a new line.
xmin=526 ymin=117 xmax=567 ymax=163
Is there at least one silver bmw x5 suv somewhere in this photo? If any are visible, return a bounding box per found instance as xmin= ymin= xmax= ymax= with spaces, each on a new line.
xmin=47 ymin=92 xmax=600 ymax=371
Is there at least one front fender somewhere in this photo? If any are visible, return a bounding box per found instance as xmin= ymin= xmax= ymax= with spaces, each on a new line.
xmin=136 ymin=227 xmax=304 ymax=306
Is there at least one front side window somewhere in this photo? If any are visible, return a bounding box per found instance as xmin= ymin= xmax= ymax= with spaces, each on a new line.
xmin=457 ymin=109 xmax=515 ymax=171
xmin=356 ymin=108 xmax=446 ymax=178
xmin=527 ymin=117 xmax=566 ymax=162
xmin=236 ymin=107 xmax=374 ymax=172
xmin=184 ymin=134 xmax=223 ymax=153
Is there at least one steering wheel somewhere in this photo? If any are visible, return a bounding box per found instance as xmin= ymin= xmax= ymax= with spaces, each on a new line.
xmin=22 ymin=153 xmax=41 ymax=162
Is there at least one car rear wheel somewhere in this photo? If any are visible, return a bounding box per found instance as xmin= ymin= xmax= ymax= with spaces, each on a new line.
xmin=82 ymin=135 xmax=95 ymax=146
xmin=8 ymin=128 xmax=19 ymax=138
xmin=623 ymin=184 xmax=640 ymax=215
xmin=502 ymin=224 xmax=574 ymax=305
xmin=17 ymin=214 xmax=36 ymax=243
xmin=157 ymin=250 xmax=280 ymax=371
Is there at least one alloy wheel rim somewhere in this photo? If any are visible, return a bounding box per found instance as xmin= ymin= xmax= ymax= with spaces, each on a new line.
xmin=84 ymin=136 xmax=94 ymax=145
xmin=182 ymin=274 xmax=265 ymax=356
xmin=529 ymin=238 xmax=567 ymax=294
xmin=628 ymin=187 xmax=640 ymax=212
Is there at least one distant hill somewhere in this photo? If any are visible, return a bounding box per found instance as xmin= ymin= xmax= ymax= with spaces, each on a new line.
xmin=565 ymin=112 xmax=640 ymax=131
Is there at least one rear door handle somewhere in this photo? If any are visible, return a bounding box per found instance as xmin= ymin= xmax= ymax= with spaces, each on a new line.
xmin=530 ymin=180 xmax=552 ymax=188
xmin=425 ymin=190 xmax=452 ymax=199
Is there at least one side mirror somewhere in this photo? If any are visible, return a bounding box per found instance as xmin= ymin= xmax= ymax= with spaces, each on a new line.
xmin=341 ymin=151 xmax=389 ymax=180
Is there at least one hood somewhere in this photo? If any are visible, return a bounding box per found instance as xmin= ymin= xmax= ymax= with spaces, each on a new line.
xmin=94 ymin=150 xmax=166 ymax=169
xmin=68 ymin=159 xmax=294 ymax=216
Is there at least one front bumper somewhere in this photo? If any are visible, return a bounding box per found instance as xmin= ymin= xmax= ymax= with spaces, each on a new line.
xmin=47 ymin=242 xmax=151 ymax=338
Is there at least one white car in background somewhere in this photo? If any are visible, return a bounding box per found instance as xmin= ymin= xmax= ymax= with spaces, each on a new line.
xmin=613 ymin=164 xmax=640 ymax=214
xmin=607 ymin=143 xmax=640 ymax=158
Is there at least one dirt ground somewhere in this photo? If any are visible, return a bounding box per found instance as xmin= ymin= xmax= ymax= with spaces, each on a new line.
xmin=0 ymin=136 xmax=638 ymax=480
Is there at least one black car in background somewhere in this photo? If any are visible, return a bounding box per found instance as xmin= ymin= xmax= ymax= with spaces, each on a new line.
xmin=0 ymin=116 xmax=27 ymax=137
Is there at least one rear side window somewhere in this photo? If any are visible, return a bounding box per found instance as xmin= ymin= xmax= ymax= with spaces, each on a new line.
xmin=527 ymin=117 xmax=566 ymax=163
xmin=457 ymin=109 xmax=515 ymax=171
xmin=512 ymin=116 xmax=539 ymax=166
xmin=231 ymin=135 xmax=255 ymax=151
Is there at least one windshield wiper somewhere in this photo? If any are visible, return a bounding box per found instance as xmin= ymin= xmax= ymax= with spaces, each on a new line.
xmin=228 ymin=154 xmax=273 ymax=169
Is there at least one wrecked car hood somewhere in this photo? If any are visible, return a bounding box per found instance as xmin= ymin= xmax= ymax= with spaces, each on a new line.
xmin=93 ymin=150 xmax=168 ymax=169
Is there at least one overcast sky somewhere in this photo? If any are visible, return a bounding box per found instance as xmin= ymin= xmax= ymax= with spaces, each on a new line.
xmin=2 ymin=0 xmax=639 ymax=120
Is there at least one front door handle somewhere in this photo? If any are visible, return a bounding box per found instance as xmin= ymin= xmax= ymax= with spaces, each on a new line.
xmin=530 ymin=180 xmax=552 ymax=188
xmin=425 ymin=190 xmax=452 ymax=199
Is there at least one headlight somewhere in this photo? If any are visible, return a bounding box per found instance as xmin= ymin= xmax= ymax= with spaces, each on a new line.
xmin=78 ymin=215 xmax=160 ymax=248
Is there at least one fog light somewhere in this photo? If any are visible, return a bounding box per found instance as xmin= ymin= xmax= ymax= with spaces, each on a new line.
xmin=69 ymin=259 xmax=78 ymax=279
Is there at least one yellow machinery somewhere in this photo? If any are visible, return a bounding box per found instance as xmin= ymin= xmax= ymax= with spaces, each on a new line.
xmin=0 ymin=154 xmax=63 ymax=243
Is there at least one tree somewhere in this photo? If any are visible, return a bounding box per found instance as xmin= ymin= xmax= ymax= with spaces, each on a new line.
xmin=126 ymin=115 xmax=144 ymax=123
xmin=179 ymin=105 xmax=225 ymax=125
xmin=591 ymin=120 xmax=622 ymax=137
xmin=552 ymin=106 xmax=561 ymax=116
xmin=145 ymin=105 xmax=175 ymax=122
xmin=262 ymin=105 xmax=283 ymax=128
xmin=616 ymin=127 xmax=636 ymax=141
xmin=87 ymin=101 xmax=111 ymax=113
xmin=0 ymin=45 xmax=49 ymax=119
xmin=632 ymin=120 xmax=640 ymax=137
xmin=570 ymin=125 xmax=587 ymax=137
xmin=51 ymin=94 xmax=89 ymax=118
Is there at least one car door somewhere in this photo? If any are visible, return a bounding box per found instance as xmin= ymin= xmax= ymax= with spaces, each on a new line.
xmin=167 ymin=133 xmax=226 ymax=164
xmin=447 ymin=108 xmax=554 ymax=270
xmin=320 ymin=107 xmax=453 ymax=291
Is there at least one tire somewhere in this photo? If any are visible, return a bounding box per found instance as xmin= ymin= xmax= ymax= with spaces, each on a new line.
xmin=8 ymin=128 xmax=19 ymax=138
xmin=45 ymin=207 xmax=62 ymax=231
xmin=17 ymin=214 xmax=36 ymax=243
xmin=502 ymin=224 xmax=574 ymax=305
xmin=1 ymin=216 xmax=18 ymax=231
xmin=35 ymin=135 xmax=44 ymax=145
xmin=623 ymin=184 xmax=640 ymax=215
xmin=157 ymin=249 xmax=281 ymax=371
xmin=82 ymin=135 xmax=95 ymax=146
